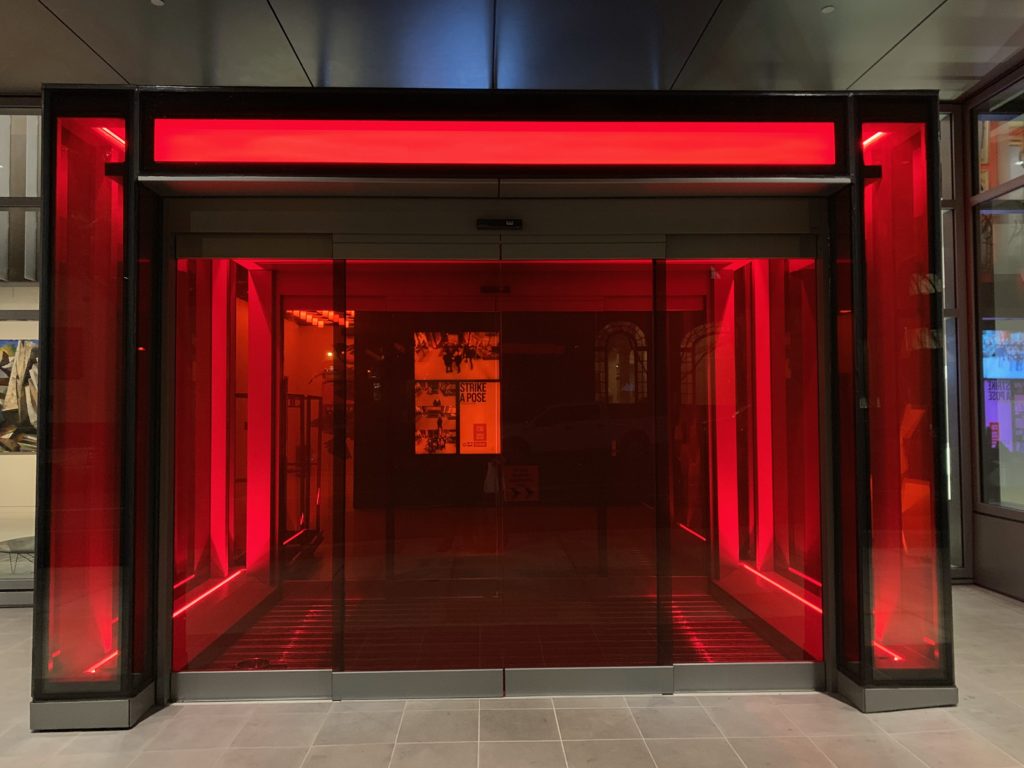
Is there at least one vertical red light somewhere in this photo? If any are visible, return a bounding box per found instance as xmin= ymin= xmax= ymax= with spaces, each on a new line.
xmin=43 ymin=118 xmax=126 ymax=686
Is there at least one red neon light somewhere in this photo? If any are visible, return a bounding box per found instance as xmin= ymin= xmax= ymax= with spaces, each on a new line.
xmin=153 ymin=119 xmax=836 ymax=166
xmin=282 ymin=529 xmax=305 ymax=546
xmin=787 ymin=567 xmax=823 ymax=588
xmin=742 ymin=564 xmax=823 ymax=614
xmin=861 ymin=131 xmax=886 ymax=149
xmin=677 ymin=522 xmax=708 ymax=542
xmin=95 ymin=126 xmax=126 ymax=148
xmin=873 ymin=640 xmax=903 ymax=662
xmin=171 ymin=569 xmax=245 ymax=618
xmin=172 ymin=573 xmax=196 ymax=590
xmin=84 ymin=649 xmax=119 ymax=675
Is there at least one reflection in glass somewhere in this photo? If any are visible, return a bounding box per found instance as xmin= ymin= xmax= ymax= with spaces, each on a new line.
xmin=976 ymin=84 xmax=1024 ymax=193
xmin=977 ymin=188 xmax=1024 ymax=509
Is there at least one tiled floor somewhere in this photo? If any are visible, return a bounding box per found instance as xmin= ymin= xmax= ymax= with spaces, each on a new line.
xmin=2 ymin=585 xmax=1024 ymax=767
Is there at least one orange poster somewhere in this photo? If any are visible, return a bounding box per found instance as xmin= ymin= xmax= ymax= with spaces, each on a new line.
xmin=458 ymin=381 xmax=501 ymax=454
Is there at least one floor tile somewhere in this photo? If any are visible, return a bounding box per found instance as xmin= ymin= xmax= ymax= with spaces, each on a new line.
xmin=480 ymin=709 xmax=561 ymax=741
xmin=481 ymin=697 xmax=554 ymax=710
xmin=301 ymin=743 xmax=394 ymax=767
xmin=143 ymin=714 xmax=249 ymax=750
xmin=479 ymin=740 xmax=568 ymax=768
xmin=813 ymin=733 xmax=928 ymax=768
xmin=128 ymin=750 xmax=229 ymax=768
xmin=391 ymin=741 xmax=478 ymax=768
xmin=728 ymin=737 xmax=834 ymax=768
xmin=329 ymin=699 xmax=406 ymax=713
xmin=216 ymin=747 xmax=308 ymax=768
xmin=869 ymin=708 xmax=965 ymax=734
xmin=313 ymin=711 xmax=402 ymax=745
xmin=706 ymin=705 xmax=801 ymax=738
xmin=397 ymin=709 xmax=479 ymax=742
xmin=554 ymin=696 xmax=627 ymax=709
xmin=563 ymin=739 xmax=655 ymax=768
xmin=782 ymin=702 xmax=881 ymax=736
xmin=232 ymin=712 xmax=326 ymax=748
xmin=974 ymin=726 xmax=1024 ymax=763
xmin=555 ymin=708 xmax=641 ymax=740
xmin=625 ymin=695 xmax=699 ymax=708
xmin=632 ymin=708 xmax=720 ymax=739
xmin=404 ymin=698 xmax=479 ymax=711
xmin=895 ymin=730 xmax=1019 ymax=768
xmin=644 ymin=738 xmax=743 ymax=768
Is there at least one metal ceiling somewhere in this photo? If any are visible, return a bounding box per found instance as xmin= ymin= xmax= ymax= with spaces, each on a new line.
xmin=2 ymin=0 xmax=1022 ymax=98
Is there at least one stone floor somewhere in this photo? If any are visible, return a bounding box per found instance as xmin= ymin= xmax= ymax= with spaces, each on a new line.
xmin=1 ymin=585 xmax=1024 ymax=767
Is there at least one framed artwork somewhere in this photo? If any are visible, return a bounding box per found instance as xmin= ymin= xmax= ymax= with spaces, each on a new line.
xmin=0 ymin=339 xmax=39 ymax=453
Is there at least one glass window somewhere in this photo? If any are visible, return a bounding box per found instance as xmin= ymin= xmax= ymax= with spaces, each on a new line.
xmin=940 ymin=112 xmax=954 ymax=202
xmin=0 ymin=207 xmax=40 ymax=281
xmin=976 ymin=83 xmax=1024 ymax=193
xmin=0 ymin=113 xmax=40 ymax=198
xmin=977 ymin=187 xmax=1024 ymax=509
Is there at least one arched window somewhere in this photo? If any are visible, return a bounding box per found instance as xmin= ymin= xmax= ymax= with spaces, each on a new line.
xmin=595 ymin=322 xmax=647 ymax=403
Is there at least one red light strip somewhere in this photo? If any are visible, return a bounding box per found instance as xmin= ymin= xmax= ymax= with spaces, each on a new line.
xmin=787 ymin=566 xmax=823 ymax=588
xmin=862 ymin=131 xmax=886 ymax=148
xmin=171 ymin=569 xmax=245 ymax=618
xmin=173 ymin=573 xmax=196 ymax=590
xmin=282 ymin=529 xmax=305 ymax=546
xmin=741 ymin=564 xmax=823 ymax=614
xmin=873 ymin=640 xmax=903 ymax=662
xmin=677 ymin=522 xmax=708 ymax=542
xmin=95 ymin=126 xmax=127 ymax=148
xmin=153 ymin=118 xmax=836 ymax=166
xmin=84 ymin=649 xmax=119 ymax=675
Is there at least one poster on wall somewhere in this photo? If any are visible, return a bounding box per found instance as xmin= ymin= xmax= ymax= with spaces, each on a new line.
xmin=0 ymin=340 xmax=38 ymax=453
xmin=414 ymin=332 xmax=501 ymax=455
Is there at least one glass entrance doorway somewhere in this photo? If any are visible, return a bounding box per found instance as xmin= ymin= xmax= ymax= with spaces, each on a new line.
xmin=171 ymin=252 xmax=824 ymax=685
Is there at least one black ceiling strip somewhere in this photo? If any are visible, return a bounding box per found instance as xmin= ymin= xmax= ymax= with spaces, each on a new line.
xmin=847 ymin=0 xmax=950 ymax=90
xmin=267 ymin=0 xmax=314 ymax=88
xmin=669 ymin=0 xmax=724 ymax=91
xmin=490 ymin=0 xmax=499 ymax=90
xmin=36 ymin=0 xmax=130 ymax=84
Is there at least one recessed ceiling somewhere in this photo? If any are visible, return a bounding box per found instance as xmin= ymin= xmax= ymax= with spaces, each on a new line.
xmin=2 ymin=0 xmax=1022 ymax=98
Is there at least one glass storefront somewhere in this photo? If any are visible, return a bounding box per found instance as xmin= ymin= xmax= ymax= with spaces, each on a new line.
xmin=172 ymin=256 xmax=824 ymax=672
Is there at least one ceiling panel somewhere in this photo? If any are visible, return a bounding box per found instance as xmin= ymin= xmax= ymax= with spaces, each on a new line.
xmin=40 ymin=0 xmax=308 ymax=86
xmin=271 ymin=0 xmax=492 ymax=88
xmin=1 ymin=0 xmax=124 ymax=92
xmin=853 ymin=0 xmax=1024 ymax=99
xmin=495 ymin=0 xmax=719 ymax=89
xmin=674 ymin=0 xmax=944 ymax=91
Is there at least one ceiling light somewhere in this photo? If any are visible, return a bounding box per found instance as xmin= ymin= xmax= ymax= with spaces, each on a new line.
xmin=821 ymin=5 xmax=836 ymax=13
xmin=151 ymin=0 xmax=165 ymax=6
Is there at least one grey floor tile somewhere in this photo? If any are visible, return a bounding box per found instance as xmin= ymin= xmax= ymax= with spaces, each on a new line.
xmin=232 ymin=712 xmax=326 ymax=748
xmin=644 ymin=738 xmax=743 ymax=768
xmin=480 ymin=709 xmax=561 ymax=741
xmin=895 ymin=730 xmax=1020 ymax=768
xmin=329 ymin=699 xmax=406 ymax=713
xmin=479 ymin=740 xmax=568 ymax=768
xmin=216 ymin=747 xmax=309 ymax=768
xmin=563 ymin=739 xmax=655 ymax=768
xmin=301 ymin=743 xmax=394 ymax=767
xmin=482 ymin=697 xmax=554 ymax=710
xmin=782 ymin=702 xmax=881 ymax=736
xmin=397 ymin=709 xmax=479 ymax=742
xmin=632 ymin=708 xmax=720 ymax=739
xmin=974 ymin=726 xmax=1024 ymax=763
xmin=813 ymin=733 xmax=929 ymax=768
xmin=869 ymin=708 xmax=965 ymax=734
xmin=626 ymin=695 xmax=699 ymax=709
xmin=143 ymin=714 xmax=249 ymax=751
xmin=728 ymin=737 xmax=834 ymax=768
xmin=555 ymin=708 xmax=641 ymax=740
xmin=128 ymin=750 xmax=229 ymax=768
xmin=391 ymin=741 xmax=478 ymax=768
xmin=706 ymin=705 xmax=801 ymax=738
xmin=554 ymin=696 xmax=627 ymax=709
xmin=313 ymin=711 xmax=402 ymax=745
xmin=405 ymin=698 xmax=479 ymax=710
xmin=0 ymin=725 xmax=76 ymax=758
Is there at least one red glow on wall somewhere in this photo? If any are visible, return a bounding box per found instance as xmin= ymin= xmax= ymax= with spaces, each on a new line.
xmin=677 ymin=522 xmax=708 ymax=542
xmin=741 ymin=563 xmax=823 ymax=615
xmin=171 ymin=569 xmax=245 ymax=618
xmin=84 ymin=649 xmax=120 ymax=675
xmin=788 ymin=567 xmax=823 ymax=589
xmin=153 ymin=119 xmax=836 ymax=166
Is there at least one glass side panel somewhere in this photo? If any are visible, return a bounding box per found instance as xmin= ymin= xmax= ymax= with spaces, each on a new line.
xmin=173 ymin=259 xmax=339 ymax=671
xmin=976 ymin=83 xmax=1024 ymax=193
xmin=862 ymin=122 xmax=948 ymax=680
xmin=0 ymin=207 xmax=40 ymax=281
xmin=977 ymin=187 xmax=1024 ymax=510
xmin=939 ymin=112 xmax=954 ymax=202
xmin=666 ymin=259 xmax=823 ymax=664
xmin=40 ymin=118 xmax=126 ymax=691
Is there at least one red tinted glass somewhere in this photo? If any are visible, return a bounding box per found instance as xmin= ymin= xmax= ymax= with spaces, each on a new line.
xmin=862 ymin=123 xmax=946 ymax=677
xmin=152 ymin=119 xmax=836 ymax=167
xmin=42 ymin=118 xmax=126 ymax=688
